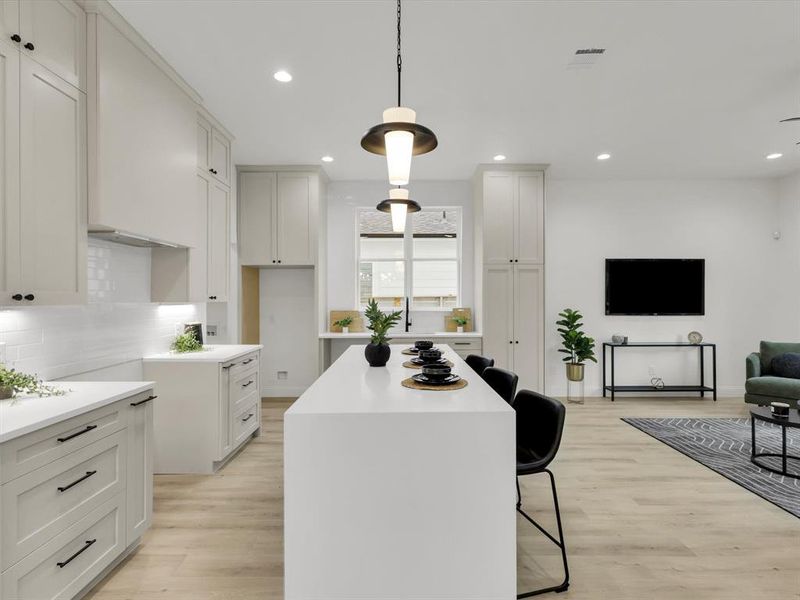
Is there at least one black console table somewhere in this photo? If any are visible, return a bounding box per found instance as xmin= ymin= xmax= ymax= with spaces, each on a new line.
xmin=602 ymin=342 xmax=716 ymax=401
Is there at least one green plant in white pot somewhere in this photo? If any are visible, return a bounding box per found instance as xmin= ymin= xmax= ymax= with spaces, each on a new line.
xmin=451 ymin=315 xmax=469 ymax=334
xmin=333 ymin=315 xmax=354 ymax=334
xmin=556 ymin=308 xmax=597 ymax=382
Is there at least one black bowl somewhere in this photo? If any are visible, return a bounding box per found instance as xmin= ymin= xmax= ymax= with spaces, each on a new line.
xmin=419 ymin=349 xmax=443 ymax=363
xmin=414 ymin=340 xmax=434 ymax=351
xmin=422 ymin=363 xmax=452 ymax=380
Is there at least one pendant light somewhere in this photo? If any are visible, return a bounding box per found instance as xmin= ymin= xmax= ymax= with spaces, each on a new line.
xmin=377 ymin=188 xmax=420 ymax=233
xmin=361 ymin=0 xmax=438 ymax=186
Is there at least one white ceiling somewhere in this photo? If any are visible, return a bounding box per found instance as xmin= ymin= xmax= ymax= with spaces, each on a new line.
xmin=110 ymin=0 xmax=800 ymax=181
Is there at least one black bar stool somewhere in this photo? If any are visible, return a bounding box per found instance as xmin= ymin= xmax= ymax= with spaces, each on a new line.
xmin=514 ymin=390 xmax=570 ymax=597
xmin=465 ymin=354 xmax=494 ymax=376
xmin=482 ymin=367 xmax=518 ymax=405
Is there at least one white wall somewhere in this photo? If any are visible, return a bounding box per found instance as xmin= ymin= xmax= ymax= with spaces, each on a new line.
xmin=0 ymin=240 xmax=203 ymax=381
xmin=778 ymin=171 xmax=800 ymax=339
xmin=327 ymin=180 xmax=473 ymax=333
xmin=544 ymin=178 xmax=794 ymax=397
xmin=259 ymin=268 xmax=317 ymax=396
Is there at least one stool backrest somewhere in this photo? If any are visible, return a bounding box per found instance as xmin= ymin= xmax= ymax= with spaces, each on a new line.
xmin=482 ymin=367 xmax=518 ymax=405
xmin=514 ymin=390 xmax=566 ymax=471
xmin=465 ymin=354 xmax=494 ymax=376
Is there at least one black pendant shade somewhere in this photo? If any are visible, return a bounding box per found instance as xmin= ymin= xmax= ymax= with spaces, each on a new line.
xmin=376 ymin=197 xmax=421 ymax=214
xmin=361 ymin=122 xmax=438 ymax=156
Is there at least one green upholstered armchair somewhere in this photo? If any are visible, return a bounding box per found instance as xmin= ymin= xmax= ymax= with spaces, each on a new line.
xmin=744 ymin=341 xmax=800 ymax=409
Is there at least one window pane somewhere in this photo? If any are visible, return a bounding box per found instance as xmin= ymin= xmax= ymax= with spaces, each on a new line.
xmin=412 ymin=260 xmax=458 ymax=308
xmin=412 ymin=210 xmax=458 ymax=258
xmin=359 ymin=261 xmax=405 ymax=308
xmin=360 ymin=236 xmax=404 ymax=259
xmin=413 ymin=237 xmax=457 ymax=259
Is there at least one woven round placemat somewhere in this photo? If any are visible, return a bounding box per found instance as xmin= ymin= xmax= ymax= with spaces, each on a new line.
xmin=402 ymin=360 xmax=454 ymax=370
xmin=401 ymin=348 xmax=418 ymax=356
xmin=401 ymin=377 xmax=468 ymax=391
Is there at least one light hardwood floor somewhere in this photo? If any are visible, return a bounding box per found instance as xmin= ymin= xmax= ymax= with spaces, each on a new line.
xmin=86 ymin=396 xmax=800 ymax=600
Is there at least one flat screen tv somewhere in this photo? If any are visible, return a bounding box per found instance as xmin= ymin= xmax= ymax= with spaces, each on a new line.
xmin=605 ymin=259 xmax=705 ymax=316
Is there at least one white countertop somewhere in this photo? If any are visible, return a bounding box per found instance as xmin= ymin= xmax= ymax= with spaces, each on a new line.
xmin=319 ymin=332 xmax=482 ymax=339
xmin=287 ymin=344 xmax=510 ymax=416
xmin=0 ymin=381 xmax=155 ymax=443
xmin=143 ymin=344 xmax=262 ymax=363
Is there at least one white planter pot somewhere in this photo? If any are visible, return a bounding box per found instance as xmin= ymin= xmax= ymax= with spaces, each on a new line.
xmin=342 ymin=327 xmax=349 ymax=334
xmin=456 ymin=326 xmax=464 ymax=334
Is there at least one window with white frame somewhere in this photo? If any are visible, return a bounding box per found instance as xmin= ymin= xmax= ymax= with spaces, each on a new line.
xmin=357 ymin=207 xmax=461 ymax=310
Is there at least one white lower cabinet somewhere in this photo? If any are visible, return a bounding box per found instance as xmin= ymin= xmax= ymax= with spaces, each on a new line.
xmin=143 ymin=348 xmax=262 ymax=474
xmin=0 ymin=388 xmax=155 ymax=600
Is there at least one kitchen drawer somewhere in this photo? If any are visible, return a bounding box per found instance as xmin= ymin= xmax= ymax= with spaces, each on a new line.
xmin=1 ymin=402 xmax=127 ymax=484
xmin=1 ymin=494 xmax=125 ymax=600
xmin=230 ymin=369 xmax=259 ymax=412
xmin=232 ymin=400 xmax=259 ymax=449
xmin=225 ymin=352 xmax=259 ymax=379
xmin=442 ymin=339 xmax=482 ymax=353
xmin=1 ymin=431 xmax=126 ymax=570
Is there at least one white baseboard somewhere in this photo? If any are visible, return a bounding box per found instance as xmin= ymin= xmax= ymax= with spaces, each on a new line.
xmin=262 ymin=385 xmax=309 ymax=398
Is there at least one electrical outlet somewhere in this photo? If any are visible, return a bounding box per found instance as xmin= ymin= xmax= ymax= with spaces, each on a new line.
xmin=206 ymin=325 xmax=217 ymax=337
xmin=0 ymin=342 xmax=6 ymax=364
xmin=277 ymin=371 xmax=288 ymax=380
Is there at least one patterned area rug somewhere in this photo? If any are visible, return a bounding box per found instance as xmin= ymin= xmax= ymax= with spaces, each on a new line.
xmin=622 ymin=417 xmax=800 ymax=518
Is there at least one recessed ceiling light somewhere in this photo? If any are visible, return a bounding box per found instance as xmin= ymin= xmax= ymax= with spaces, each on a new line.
xmin=273 ymin=70 xmax=292 ymax=83
xmin=766 ymin=152 xmax=783 ymax=160
xmin=321 ymin=155 xmax=334 ymax=163
xmin=493 ymin=154 xmax=506 ymax=161
xmin=597 ymin=153 xmax=611 ymax=161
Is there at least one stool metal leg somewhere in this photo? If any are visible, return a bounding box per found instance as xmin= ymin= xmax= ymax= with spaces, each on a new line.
xmin=516 ymin=476 xmax=522 ymax=509
xmin=517 ymin=469 xmax=570 ymax=597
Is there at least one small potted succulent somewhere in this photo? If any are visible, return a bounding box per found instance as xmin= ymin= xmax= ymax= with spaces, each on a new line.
xmin=333 ymin=315 xmax=354 ymax=334
xmin=556 ymin=308 xmax=597 ymax=382
xmin=452 ymin=315 xmax=470 ymax=334
xmin=0 ymin=364 xmax=66 ymax=400
xmin=171 ymin=331 xmax=203 ymax=353
xmin=363 ymin=298 xmax=402 ymax=367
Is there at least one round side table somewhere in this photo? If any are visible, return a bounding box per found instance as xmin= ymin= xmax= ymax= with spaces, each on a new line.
xmin=749 ymin=406 xmax=800 ymax=479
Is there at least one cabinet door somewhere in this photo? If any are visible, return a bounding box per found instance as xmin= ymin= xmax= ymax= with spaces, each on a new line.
xmin=239 ymin=171 xmax=275 ymax=265
xmin=482 ymin=265 xmax=514 ymax=371
xmin=482 ymin=171 xmax=514 ymax=264
xmin=127 ymin=397 xmax=154 ymax=544
xmin=515 ymin=172 xmax=544 ymax=264
xmin=0 ymin=1 xmax=19 ymax=45
xmin=0 ymin=39 xmax=19 ymax=303
xmin=207 ymin=181 xmax=229 ymax=302
xmin=197 ymin=117 xmax=211 ymax=174
xmin=19 ymin=56 xmax=85 ymax=305
xmin=19 ymin=0 xmax=84 ymax=90
xmin=277 ymin=172 xmax=314 ymax=265
xmin=210 ymin=128 xmax=230 ymax=185
xmin=513 ymin=265 xmax=544 ymax=393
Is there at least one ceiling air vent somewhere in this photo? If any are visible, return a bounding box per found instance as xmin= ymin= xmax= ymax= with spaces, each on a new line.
xmin=568 ymin=48 xmax=606 ymax=69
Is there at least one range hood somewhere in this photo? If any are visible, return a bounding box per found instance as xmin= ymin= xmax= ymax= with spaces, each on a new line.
xmin=88 ymin=229 xmax=184 ymax=249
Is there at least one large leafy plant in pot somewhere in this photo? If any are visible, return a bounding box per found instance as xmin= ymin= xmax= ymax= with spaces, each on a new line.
xmin=364 ymin=299 xmax=402 ymax=367
xmin=557 ymin=308 xmax=597 ymax=382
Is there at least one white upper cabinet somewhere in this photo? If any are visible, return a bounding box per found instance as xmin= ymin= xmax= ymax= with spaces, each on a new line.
xmin=481 ymin=170 xmax=544 ymax=265
xmin=276 ymin=172 xmax=315 ymax=266
xmin=19 ymin=0 xmax=85 ymax=90
xmin=0 ymin=39 xmax=19 ymax=303
xmin=238 ymin=169 xmax=320 ymax=267
xmin=197 ymin=116 xmax=211 ymax=173
xmin=0 ymin=1 xmax=19 ymax=45
xmin=238 ymin=171 xmax=275 ymax=265
xmin=207 ymin=180 xmax=229 ymax=302
xmin=197 ymin=115 xmax=231 ymax=187
xmin=90 ymin=14 xmax=197 ymax=248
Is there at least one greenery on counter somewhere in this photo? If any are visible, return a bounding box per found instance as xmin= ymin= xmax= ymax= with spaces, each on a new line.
xmin=333 ymin=315 xmax=354 ymax=328
xmin=451 ymin=315 xmax=470 ymax=327
xmin=171 ymin=331 xmax=203 ymax=353
xmin=364 ymin=299 xmax=402 ymax=346
xmin=0 ymin=364 xmax=66 ymax=399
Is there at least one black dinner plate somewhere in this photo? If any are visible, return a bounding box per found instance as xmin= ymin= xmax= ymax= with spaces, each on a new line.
xmin=408 ymin=346 xmax=439 ymax=354
xmin=411 ymin=373 xmax=461 ymax=386
xmin=411 ymin=357 xmax=448 ymax=366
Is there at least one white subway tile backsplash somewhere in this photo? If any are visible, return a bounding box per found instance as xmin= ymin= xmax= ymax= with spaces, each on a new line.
xmin=0 ymin=240 xmax=203 ymax=380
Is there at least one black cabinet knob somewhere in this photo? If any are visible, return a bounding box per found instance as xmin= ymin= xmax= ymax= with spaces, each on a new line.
xmin=515 ymin=340 xmax=519 ymax=344
xmin=10 ymin=34 xmax=21 ymax=43
xmin=24 ymin=294 xmax=34 ymax=301
xmin=23 ymin=42 xmax=34 ymax=51
xmin=272 ymin=260 xmax=276 ymax=264
xmin=509 ymin=340 xmax=513 ymax=344
xmin=277 ymin=260 xmax=281 ymax=264
xmin=11 ymin=293 xmax=22 ymax=301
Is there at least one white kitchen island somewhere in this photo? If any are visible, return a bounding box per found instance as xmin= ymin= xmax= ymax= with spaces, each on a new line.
xmin=284 ymin=344 xmax=516 ymax=600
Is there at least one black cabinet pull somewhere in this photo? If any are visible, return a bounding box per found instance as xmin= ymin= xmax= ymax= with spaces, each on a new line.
xmin=277 ymin=260 xmax=282 ymax=264
xmin=222 ymin=364 xmax=233 ymax=370
xmin=509 ymin=340 xmax=513 ymax=344
xmin=23 ymin=41 xmax=34 ymax=51
xmin=130 ymin=395 xmax=157 ymax=407
xmin=509 ymin=259 xmax=513 ymax=263
xmin=242 ymin=358 xmax=253 ymax=365
xmin=242 ymin=380 xmax=253 ymax=388
xmin=57 ymin=424 xmax=97 ymax=443
xmin=11 ymin=293 xmax=22 ymax=301
xmin=515 ymin=340 xmax=519 ymax=344
xmin=10 ymin=34 xmax=21 ymax=43
xmin=24 ymin=293 xmax=34 ymax=301
xmin=58 ymin=470 xmax=97 ymax=493
xmin=57 ymin=539 xmax=96 ymax=568
xmin=241 ymin=413 xmax=254 ymax=422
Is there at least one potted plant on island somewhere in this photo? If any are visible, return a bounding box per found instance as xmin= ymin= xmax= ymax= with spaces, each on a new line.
xmin=333 ymin=315 xmax=354 ymax=334
xmin=557 ymin=308 xmax=597 ymax=382
xmin=363 ymin=298 xmax=402 ymax=367
xmin=451 ymin=315 xmax=469 ymax=334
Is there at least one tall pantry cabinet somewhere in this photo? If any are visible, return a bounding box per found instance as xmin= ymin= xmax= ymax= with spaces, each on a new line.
xmin=0 ymin=0 xmax=87 ymax=306
xmin=475 ymin=168 xmax=545 ymax=393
